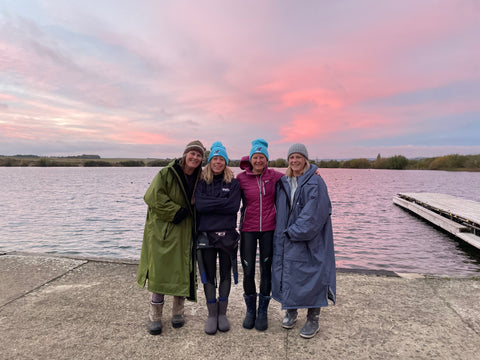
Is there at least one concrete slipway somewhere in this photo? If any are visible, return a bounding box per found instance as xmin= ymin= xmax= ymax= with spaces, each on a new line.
xmin=1 ymin=252 xmax=479 ymax=360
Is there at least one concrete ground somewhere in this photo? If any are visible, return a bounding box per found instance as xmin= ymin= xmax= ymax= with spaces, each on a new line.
xmin=1 ymin=252 xmax=479 ymax=360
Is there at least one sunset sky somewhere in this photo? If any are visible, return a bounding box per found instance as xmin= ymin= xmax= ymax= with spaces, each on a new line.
xmin=1 ymin=0 xmax=479 ymax=160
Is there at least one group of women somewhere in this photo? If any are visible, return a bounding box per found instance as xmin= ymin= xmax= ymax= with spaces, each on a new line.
xmin=136 ymin=138 xmax=336 ymax=339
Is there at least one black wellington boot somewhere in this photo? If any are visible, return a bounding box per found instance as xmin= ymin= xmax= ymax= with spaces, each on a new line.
xmin=255 ymin=294 xmax=271 ymax=331
xmin=242 ymin=293 xmax=257 ymax=329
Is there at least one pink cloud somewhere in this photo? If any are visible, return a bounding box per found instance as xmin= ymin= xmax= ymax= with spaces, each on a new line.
xmin=1 ymin=1 xmax=479 ymax=159
xmin=0 ymin=124 xmax=37 ymax=140
xmin=281 ymin=89 xmax=344 ymax=110
xmin=0 ymin=93 xmax=16 ymax=101
xmin=110 ymin=131 xmax=173 ymax=145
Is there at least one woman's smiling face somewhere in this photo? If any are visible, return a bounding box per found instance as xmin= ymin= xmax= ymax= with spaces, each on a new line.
xmin=250 ymin=153 xmax=267 ymax=174
xmin=210 ymin=156 xmax=226 ymax=175
xmin=289 ymin=153 xmax=307 ymax=176
xmin=184 ymin=150 xmax=203 ymax=174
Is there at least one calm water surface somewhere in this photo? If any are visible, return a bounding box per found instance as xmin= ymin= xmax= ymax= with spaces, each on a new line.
xmin=0 ymin=167 xmax=479 ymax=276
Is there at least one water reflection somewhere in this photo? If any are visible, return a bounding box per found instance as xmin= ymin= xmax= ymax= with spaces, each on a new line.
xmin=0 ymin=167 xmax=479 ymax=276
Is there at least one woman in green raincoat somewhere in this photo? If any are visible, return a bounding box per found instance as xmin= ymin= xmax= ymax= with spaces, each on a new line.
xmin=137 ymin=140 xmax=205 ymax=335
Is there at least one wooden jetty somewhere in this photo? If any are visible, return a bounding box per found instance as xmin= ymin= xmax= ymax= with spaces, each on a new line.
xmin=393 ymin=193 xmax=480 ymax=250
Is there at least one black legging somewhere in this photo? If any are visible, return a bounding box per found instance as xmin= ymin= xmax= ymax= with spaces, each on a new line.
xmin=200 ymin=247 xmax=232 ymax=301
xmin=240 ymin=231 xmax=273 ymax=296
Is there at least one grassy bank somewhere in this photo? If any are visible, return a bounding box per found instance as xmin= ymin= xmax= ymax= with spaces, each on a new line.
xmin=0 ymin=156 xmax=171 ymax=167
xmin=1 ymin=153 xmax=479 ymax=171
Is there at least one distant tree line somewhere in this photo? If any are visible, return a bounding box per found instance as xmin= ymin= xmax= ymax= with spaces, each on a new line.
xmin=313 ymin=154 xmax=480 ymax=171
xmin=263 ymin=154 xmax=480 ymax=171
xmin=0 ymin=153 xmax=479 ymax=171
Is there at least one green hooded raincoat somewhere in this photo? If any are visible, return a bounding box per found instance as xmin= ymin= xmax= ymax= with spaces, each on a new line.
xmin=137 ymin=159 xmax=199 ymax=301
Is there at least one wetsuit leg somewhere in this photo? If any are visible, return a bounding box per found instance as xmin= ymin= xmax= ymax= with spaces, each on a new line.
xmin=258 ymin=231 xmax=273 ymax=296
xmin=240 ymin=231 xmax=258 ymax=295
xmin=201 ymin=247 xmax=218 ymax=301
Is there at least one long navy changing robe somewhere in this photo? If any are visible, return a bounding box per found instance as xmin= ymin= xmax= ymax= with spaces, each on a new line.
xmin=271 ymin=164 xmax=336 ymax=309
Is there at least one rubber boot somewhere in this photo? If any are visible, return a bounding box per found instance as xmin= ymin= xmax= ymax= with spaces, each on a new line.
xmin=242 ymin=293 xmax=257 ymax=329
xmin=205 ymin=300 xmax=218 ymax=335
xmin=282 ymin=309 xmax=298 ymax=329
xmin=255 ymin=294 xmax=271 ymax=331
xmin=217 ymin=297 xmax=230 ymax=332
xmin=148 ymin=301 xmax=163 ymax=335
xmin=171 ymin=296 xmax=185 ymax=328
xmin=300 ymin=308 xmax=320 ymax=339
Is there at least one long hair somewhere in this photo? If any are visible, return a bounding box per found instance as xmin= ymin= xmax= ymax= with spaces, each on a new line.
xmin=178 ymin=154 xmax=203 ymax=205
xmin=201 ymin=163 xmax=234 ymax=184
xmin=286 ymin=160 xmax=310 ymax=177
xmin=179 ymin=155 xmax=186 ymax=169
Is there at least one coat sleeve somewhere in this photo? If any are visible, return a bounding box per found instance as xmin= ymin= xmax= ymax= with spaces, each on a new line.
xmin=144 ymin=170 xmax=182 ymax=222
xmin=286 ymin=178 xmax=331 ymax=242
xmin=195 ymin=180 xmax=241 ymax=215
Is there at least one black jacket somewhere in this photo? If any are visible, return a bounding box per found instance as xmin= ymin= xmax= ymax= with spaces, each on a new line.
xmin=195 ymin=174 xmax=241 ymax=232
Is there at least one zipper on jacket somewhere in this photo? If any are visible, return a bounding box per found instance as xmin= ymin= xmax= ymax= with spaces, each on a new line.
xmin=163 ymin=223 xmax=170 ymax=240
xmin=256 ymin=175 xmax=263 ymax=231
xmin=278 ymin=180 xmax=290 ymax=293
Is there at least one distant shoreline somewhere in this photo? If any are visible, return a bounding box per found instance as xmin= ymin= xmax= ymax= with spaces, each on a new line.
xmin=1 ymin=154 xmax=479 ymax=171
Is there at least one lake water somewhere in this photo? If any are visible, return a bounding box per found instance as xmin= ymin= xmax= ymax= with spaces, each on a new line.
xmin=0 ymin=167 xmax=479 ymax=276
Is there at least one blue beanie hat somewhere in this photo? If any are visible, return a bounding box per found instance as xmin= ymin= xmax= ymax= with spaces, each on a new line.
xmin=249 ymin=138 xmax=269 ymax=161
xmin=208 ymin=141 xmax=229 ymax=164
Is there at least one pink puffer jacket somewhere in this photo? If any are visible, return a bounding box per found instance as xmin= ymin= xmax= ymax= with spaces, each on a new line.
xmin=237 ymin=157 xmax=284 ymax=232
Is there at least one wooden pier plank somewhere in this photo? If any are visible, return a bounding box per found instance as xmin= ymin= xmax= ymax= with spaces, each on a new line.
xmin=456 ymin=233 xmax=480 ymax=249
xmin=393 ymin=197 xmax=468 ymax=234
xmin=393 ymin=193 xmax=480 ymax=250
xmin=399 ymin=193 xmax=480 ymax=225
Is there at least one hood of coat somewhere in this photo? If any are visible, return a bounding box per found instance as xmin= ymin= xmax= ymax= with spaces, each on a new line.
xmin=281 ymin=163 xmax=318 ymax=188
xmin=239 ymin=155 xmax=251 ymax=171
xmin=297 ymin=163 xmax=318 ymax=185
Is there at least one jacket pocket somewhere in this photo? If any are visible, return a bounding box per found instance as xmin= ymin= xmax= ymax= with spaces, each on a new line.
xmin=284 ymin=240 xmax=309 ymax=262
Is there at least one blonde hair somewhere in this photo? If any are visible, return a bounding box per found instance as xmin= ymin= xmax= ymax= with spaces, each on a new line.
xmin=286 ymin=160 xmax=310 ymax=177
xmin=201 ymin=164 xmax=234 ymax=184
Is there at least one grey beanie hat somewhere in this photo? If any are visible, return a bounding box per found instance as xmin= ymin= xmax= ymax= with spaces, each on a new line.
xmin=287 ymin=143 xmax=309 ymax=160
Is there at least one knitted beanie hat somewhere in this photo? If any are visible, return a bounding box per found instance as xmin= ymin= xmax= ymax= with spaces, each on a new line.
xmin=183 ymin=140 xmax=205 ymax=156
xmin=208 ymin=141 xmax=229 ymax=165
xmin=249 ymin=138 xmax=269 ymax=161
xmin=287 ymin=143 xmax=309 ymax=160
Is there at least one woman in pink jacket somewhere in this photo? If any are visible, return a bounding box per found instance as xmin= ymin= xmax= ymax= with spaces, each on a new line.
xmin=236 ymin=138 xmax=284 ymax=331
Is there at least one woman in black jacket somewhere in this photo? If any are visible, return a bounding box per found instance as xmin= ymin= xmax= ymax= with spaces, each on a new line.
xmin=195 ymin=141 xmax=241 ymax=335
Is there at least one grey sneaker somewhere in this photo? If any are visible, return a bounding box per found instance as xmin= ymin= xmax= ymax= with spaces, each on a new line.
xmin=282 ymin=309 xmax=298 ymax=329
xmin=300 ymin=308 xmax=320 ymax=339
